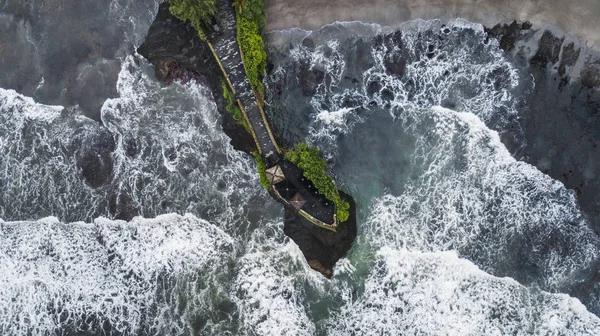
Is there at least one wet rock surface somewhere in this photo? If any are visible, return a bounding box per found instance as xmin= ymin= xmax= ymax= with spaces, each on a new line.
xmin=283 ymin=191 xmax=357 ymax=276
xmin=490 ymin=24 xmax=600 ymax=309
xmin=298 ymin=60 xmax=325 ymax=96
xmin=72 ymin=124 xmax=115 ymax=189
xmin=485 ymin=20 xmax=533 ymax=52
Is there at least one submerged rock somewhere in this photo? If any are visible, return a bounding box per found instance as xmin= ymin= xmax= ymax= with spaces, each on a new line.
xmin=108 ymin=192 xmax=138 ymax=221
xmin=71 ymin=123 xmax=115 ymax=188
xmin=384 ymin=53 xmax=406 ymax=77
xmin=298 ymin=61 xmax=325 ymax=96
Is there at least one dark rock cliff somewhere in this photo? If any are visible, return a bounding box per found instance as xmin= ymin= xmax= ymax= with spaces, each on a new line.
xmin=138 ymin=3 xmax=257 ymax=154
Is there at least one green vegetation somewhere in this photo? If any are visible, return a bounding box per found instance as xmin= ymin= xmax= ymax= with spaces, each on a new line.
xmin=222 ymin=81 xmax=251 ymax=133
xmin=234 ymin=0 xmax=267 ymax=103
xmin=284 ymin=143 xmax=350 ymax=222
xmin=168 ymin=0 xmax=217 ymax=40
xmin=253 ymin=152 xmax=270 ymax=190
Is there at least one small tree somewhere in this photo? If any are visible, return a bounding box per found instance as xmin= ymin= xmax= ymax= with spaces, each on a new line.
xmin=168 ymin=0 xmax=218 ymax=40
xmin=232 ymin=0 xmax=246 ymax=14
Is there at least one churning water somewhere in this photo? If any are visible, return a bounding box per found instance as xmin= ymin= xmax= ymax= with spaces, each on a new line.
xmin=1 ymin=8 xmax=599 ymax=336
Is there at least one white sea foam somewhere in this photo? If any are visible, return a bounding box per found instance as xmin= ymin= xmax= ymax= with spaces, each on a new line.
xmin=0 ymin=88 xmax=108 ymax=221
xmin=282 ymin=19 xmax=520 ymax=157
xmin=0 ymin=88 xmax=63 ymax=122
xmin=0 ymin=213 xmax=234 ymax=335
xmin=0 ymin=55 xmax=267 ymax=226
xmin=231 ymin=222 xmax=317 ymax=336
xmin=101 ymin=55 xmax=264 ymax=228
xmin=270 ymin=19 xmax=598 ymax=291
xmin=327 ymin=248 xmax=600 ymax=335
xmin=267 ymin=19 xmax=600 ymax=318
xmin=3 ymin=16 xmax=600 ymax=335
xmin=108 ymin=0 xmax=161 ymax=49
xmin=363 ymin=106 xmax=599 ymax=290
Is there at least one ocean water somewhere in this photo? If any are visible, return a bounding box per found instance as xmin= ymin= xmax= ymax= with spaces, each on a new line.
xmin=1 ymin=5 xmax=600 ymax=335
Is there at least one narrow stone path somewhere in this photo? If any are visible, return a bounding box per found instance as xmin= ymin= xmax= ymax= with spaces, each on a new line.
xmin=210 ymin=0 xmax=280 ymax=164
xmin=207 ymin=0 xmax=337 ymax=228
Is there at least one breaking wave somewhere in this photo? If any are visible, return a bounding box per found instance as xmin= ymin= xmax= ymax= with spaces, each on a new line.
xmin=0 ymin=56 xmax=265 ymax=229
xmin=267 ymin=19 xmax=521 ymax=159
xmin=0 ymin=214 xmax=234 ymax=335
xmin=363 ymin=106 xmax=599 ymax=291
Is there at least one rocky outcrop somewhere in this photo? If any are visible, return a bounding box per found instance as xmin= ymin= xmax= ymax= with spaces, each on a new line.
xmin=138 ymin=2 xmax=257 ymax=155
xmin=138 ymin=2 xmax=357 ymax=278
xmin=72 ymin=124 xmax=115 ymax=189
xmin=489 ymin=23 xmax=600 ymax=311
xmin=283 ymin=191 xmax=357 ymax=277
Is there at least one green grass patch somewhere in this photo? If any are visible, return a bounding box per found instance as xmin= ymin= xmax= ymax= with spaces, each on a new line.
xmin=234 ymin=0 xmax=267 ymax=103
xmin=253 ymin=152 xmax=270 ymax=190
xmin=168 ymin=0 xmax=217 ymax=40
xmin=222 ymin=81 xmax=251 ymax=133
xmin=284 ymin=143 xmax=350 ymax=222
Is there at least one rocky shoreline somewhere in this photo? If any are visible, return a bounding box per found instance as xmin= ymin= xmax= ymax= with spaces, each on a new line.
xmin=486 ymin=22 xmax=600 ymax=231
xmin=264 ymin=0 xmax=600 ymax=49
xmin=137 ymin=4 xmax=257 ymax=155
xmin=482 ymin=23 xmax=600 ymax=308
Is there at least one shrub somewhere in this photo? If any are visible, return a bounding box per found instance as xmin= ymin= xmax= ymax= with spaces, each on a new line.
xmin=235 ymin=0 xmax=267 ymax=102
xmin=222 ymin=81 xmax=251 ymax=133
xmin=284 ymin=143 xmax=350 ymax=222
xmin=253 ymin=152 xmax=270 ymax=190
xmin=168 ymin=0 xmax=217 ymax=40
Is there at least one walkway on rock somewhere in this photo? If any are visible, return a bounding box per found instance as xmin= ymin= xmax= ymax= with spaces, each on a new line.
xmin=209 ymin=0 xmax=280 ymax=165
xmin=206 ymin=0 xmax=338 ymax=230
